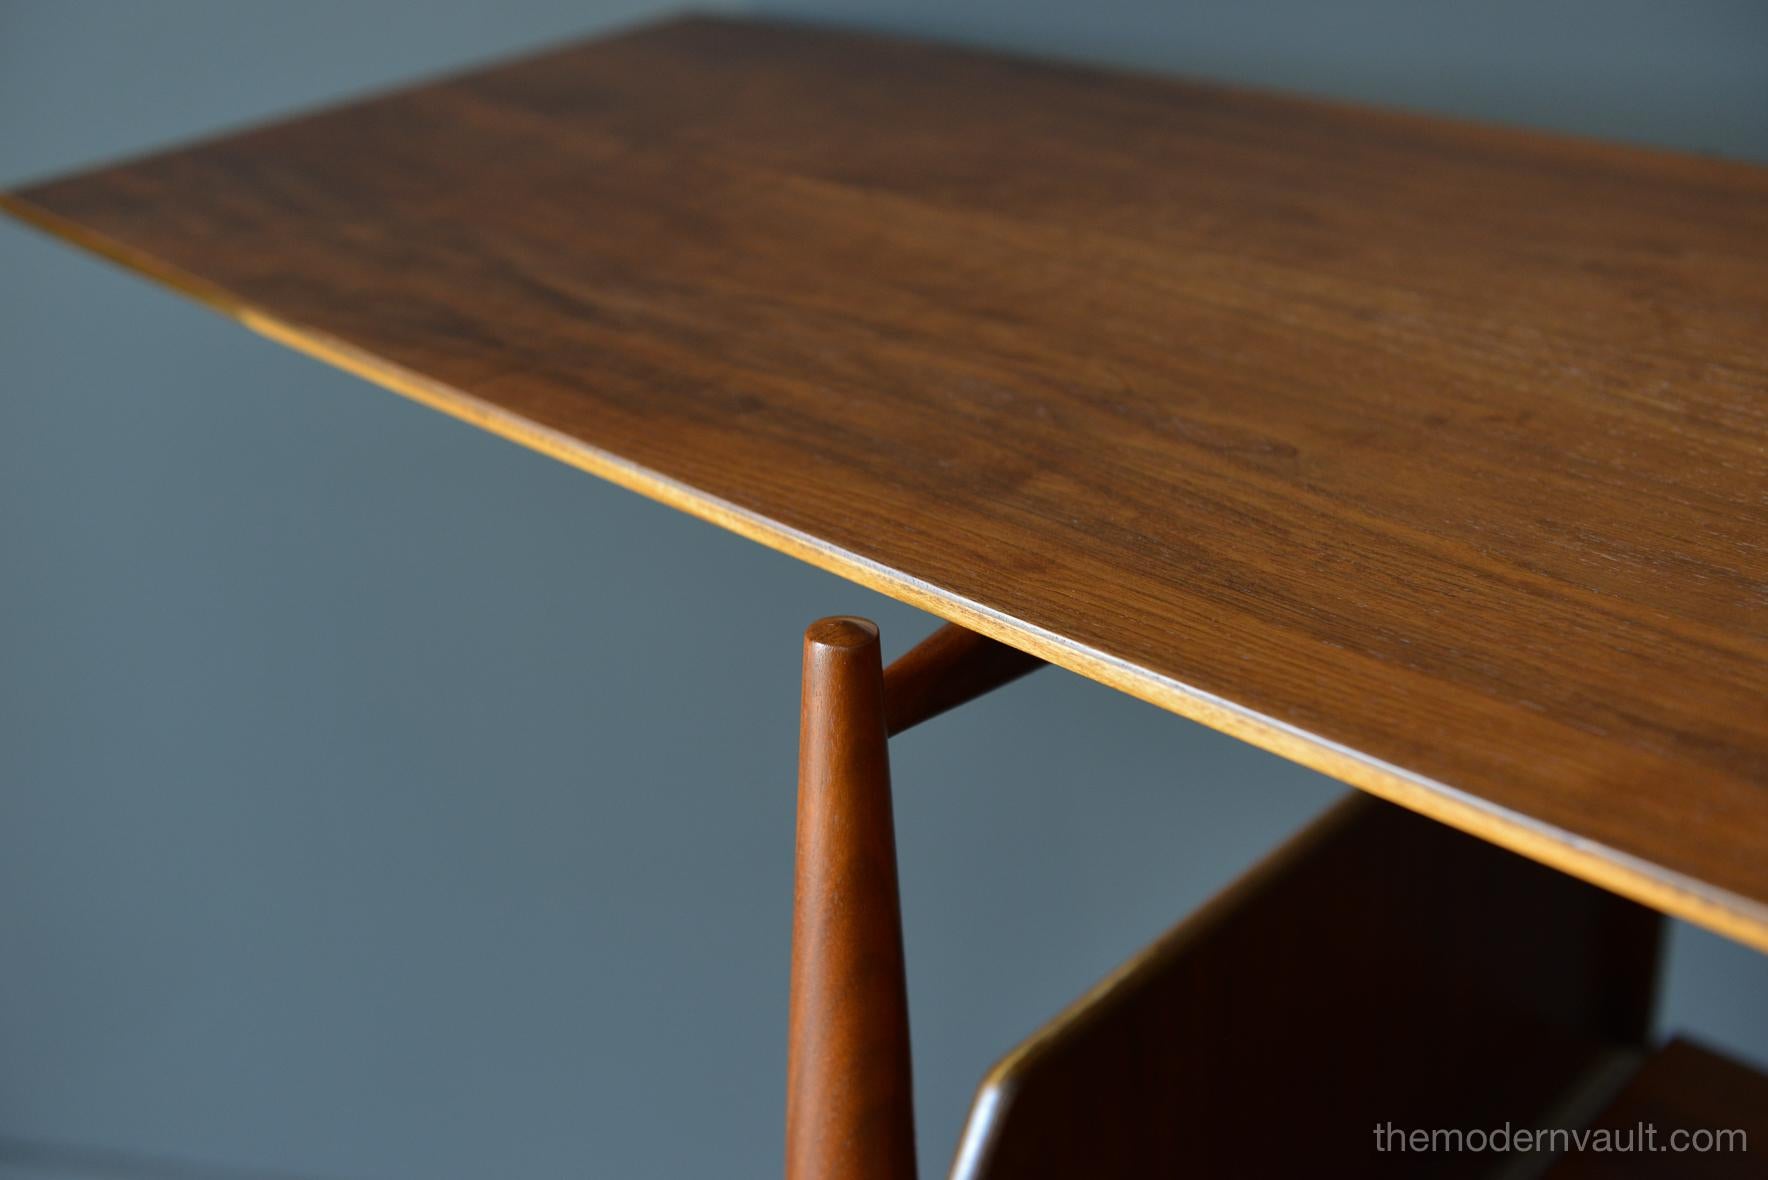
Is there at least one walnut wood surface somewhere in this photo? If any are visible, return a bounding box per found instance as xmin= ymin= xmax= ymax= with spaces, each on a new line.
xmin=953 ymin=794 xmax=1664 ymax=1178
xmin=789 ymin=618 xmax=916 ymax=1180
xmin=5 ymin=16 xmax=1766 ymax=946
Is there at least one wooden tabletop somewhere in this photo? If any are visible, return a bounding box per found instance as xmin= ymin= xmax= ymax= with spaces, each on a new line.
xmin=5 ymin=16 xmax=1765 ymax=950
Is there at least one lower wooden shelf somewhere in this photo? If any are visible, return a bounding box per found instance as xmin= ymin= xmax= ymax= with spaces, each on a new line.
xmin=949 ymin=795 xmax=1763 ymax=1178
xmin=1545 ymin=1038 xmax=1768 ymax=1179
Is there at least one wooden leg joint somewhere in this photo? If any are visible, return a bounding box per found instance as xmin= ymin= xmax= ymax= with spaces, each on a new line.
xmin=786 ymin=619 xmax=1043 ymax=1180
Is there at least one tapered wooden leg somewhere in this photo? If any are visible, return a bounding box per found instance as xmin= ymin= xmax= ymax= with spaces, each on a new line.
xmin=786 ymin=618 xmax=917 ymax=1180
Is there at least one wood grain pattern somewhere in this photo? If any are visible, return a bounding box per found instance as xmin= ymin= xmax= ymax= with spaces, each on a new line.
xmin=789 ymin=618 xmax=916 ymax=1180
xmin=5 ymin=16 xmax=1766 ymax=946
xmin=953 ymin=794 xmax=1664 ymax=1178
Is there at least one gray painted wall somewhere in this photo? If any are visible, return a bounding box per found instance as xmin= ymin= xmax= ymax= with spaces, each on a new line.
xmin=1 ymin=3 xmax=1763 ymax=1177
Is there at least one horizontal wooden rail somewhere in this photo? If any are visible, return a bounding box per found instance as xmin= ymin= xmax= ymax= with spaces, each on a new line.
xmin=883 ymin=624 xmax=1045 ymax=738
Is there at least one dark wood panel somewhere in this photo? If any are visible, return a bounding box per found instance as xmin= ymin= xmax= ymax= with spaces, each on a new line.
xmin=5 ymin=16 xmax=1766 ymax=945
xmin=953 ymin=794 xmax=1663 ymax=1178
